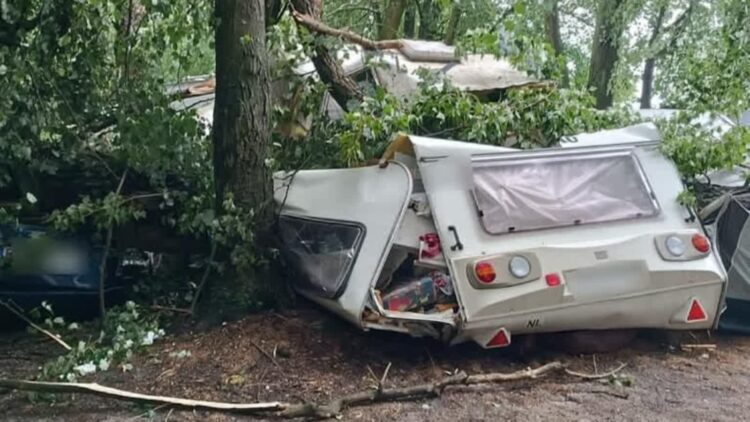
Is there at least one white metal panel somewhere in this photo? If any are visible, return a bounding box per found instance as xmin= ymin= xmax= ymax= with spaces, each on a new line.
xmin=274 ymin=163 xmax=413 ymax=326
xmin=412 ymin=138 xmax=726 ymax=330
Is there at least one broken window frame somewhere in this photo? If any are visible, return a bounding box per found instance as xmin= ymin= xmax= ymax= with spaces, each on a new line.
xmin=278 ymin=215 xmax=366 ymax=299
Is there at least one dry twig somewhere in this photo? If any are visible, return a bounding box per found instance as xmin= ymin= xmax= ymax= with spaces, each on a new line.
xmin=250 ymin=339 xmax=282 ymax=369
xmin=564 ymin=363 xmax=627 ymax=380
xmin=189 ymin=242 xmax=217 ymax=314
xmin=680 ymin=344 xmax=716 ymax=351
xmin=0 ymin=300 xmax=72 ymax=351
xmin=150 ymin=305 xmax=192 ymax=315
xmin=99 ymin=169 xmax=128 ymax=319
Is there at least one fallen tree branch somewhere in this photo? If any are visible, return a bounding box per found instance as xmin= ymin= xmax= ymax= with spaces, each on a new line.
xmin=0 ymin=300 xmax=72 ymax=351
xmin=0 ymin=362 xmax=566 ymax=418
xmin=564 ymin=362 xmax=627 ymax=380
xmin=291 ymin=11 xmax=402 ymax=51
xmin=0 ymin=379 xmax=284 ymax=414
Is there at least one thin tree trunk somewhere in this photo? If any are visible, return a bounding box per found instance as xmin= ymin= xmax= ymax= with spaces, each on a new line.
xmin=417 ymin=0 xmax=439 ymax=40
xmin=291 ymin=0 xmax=364 ymax=109
xmin=544 ymin=0 xmax=568 ymax=88
xmin=443 ymin=1 xmax=462 ymax=45
xmin=587 ymin=0 xmax=627 ymax=109
xmin=640 ymin=3 xmax=667 ymax=109
xmin=640 ymin=57 xmax=656 ymax=109
xmin=213 ymin=0 xmax=272 ymax=216
xmin=379 ymin=0 xmax=408 ymax=40
xmin=403 ymin=3 xmax=416 ymax=39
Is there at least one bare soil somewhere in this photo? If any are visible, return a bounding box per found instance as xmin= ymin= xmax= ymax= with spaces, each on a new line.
xmin=2 ymin=304 xmax=749 ymax=421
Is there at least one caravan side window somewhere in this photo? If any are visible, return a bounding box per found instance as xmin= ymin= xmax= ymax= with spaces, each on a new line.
xmin=471 ymin=150 xmax=659 ymax=234
xmin=278 ymin=215 xmax=365 ymax=299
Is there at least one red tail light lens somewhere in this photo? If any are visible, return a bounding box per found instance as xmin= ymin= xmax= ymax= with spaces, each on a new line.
xmin=691 ymin=234 xmax=710 ymax=253
xmin=545 ymin=273 xmax=561 ymax=287
xmin=474 ymin=261 xmax=496 ymax=284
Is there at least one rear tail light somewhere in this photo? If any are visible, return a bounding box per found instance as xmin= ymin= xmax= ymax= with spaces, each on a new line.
xmin=545 ymin=273 xmax=561 ymax=287
xmin=686 ymin=298 xmax=708 ymax=322
xmin=486 ymin=328 xmax=511 ymax=348
xmin=474 ymin=261 xmax=497 ymax=284
xmin=656 ymin=233 xmax=711 ymax=261
xmin=508 ymin=256 xmax=531 ymax=278
xmin=665 ymin=236 xmax=686 ymax=257
xmin=691 ymin=234 xmax=710 ymax=253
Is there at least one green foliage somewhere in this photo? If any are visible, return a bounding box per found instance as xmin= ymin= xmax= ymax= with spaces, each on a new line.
xmin=275 ymin=79 xmax=641 ymax=169
xmin=50 ymin=194 xmax=146 ymax=232
xmin=34 ymin=301 xmax=163 ymax=382
xmin=656 ymin=0 xmax=750 ymax=115
xmin=659 ymin=113 xmax=750 ymax=181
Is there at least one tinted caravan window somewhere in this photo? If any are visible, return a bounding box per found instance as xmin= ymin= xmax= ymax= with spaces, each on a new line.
xmin=278 ymin=215 xmax=365 ymax=299
xmin=472 ymin=150 xmax=659 ymax=234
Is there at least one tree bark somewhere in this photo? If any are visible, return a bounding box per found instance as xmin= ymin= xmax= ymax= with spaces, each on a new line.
xmin=640 ymin=57 xmax=656 ymax=109
xmin=403 ymin=3 xmax=416 ymax=39
xmin=417 ymin=0 xmax=439 ymax=40
xmin=443 ymin=1 xmax=462 ymax=45
xmin=544 ymin=0 xmax=569 ymax=88
xmin=213 ymin=0 xmax=272 ymax=216
xmin=379 ymin=0 xmax=409 ymax=40
xmin=587 ymin=0 xmax=627 ymax=109
xmin=291 ymin=0 xmax=364 ymax=109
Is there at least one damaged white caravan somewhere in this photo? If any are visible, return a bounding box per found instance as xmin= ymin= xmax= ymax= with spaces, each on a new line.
xmin=274 ymin=135 xmax=727 ymax=349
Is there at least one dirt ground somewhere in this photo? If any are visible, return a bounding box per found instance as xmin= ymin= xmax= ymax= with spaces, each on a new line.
xmin=2 ymin=304 xmax=750 ymax=421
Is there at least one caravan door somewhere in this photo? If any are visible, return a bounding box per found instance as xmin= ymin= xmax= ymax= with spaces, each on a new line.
xmin=274 ymin=163 xmax=413 ymax=327
xmin=409 ymin=137 xmax=726 ymax=348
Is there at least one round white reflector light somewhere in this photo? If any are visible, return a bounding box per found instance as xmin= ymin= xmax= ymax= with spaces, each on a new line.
xmin=508 ymin=256 xmax=531 ymax=279
xmin=665 ymin=236 xmax=686 ymax=257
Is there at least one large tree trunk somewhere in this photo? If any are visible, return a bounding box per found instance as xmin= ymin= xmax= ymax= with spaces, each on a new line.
xmin=587 ymin=0 xmax=627 ymax=109
xmin=544 ymin=0 xmax=568 ymax=88
xmin=213 ymin=0 xmax=272 ymax=216
xmin=379 ymin=0 xmax=408 ymax=40
xmin=291 ymin=0 xmax=363 ymax=109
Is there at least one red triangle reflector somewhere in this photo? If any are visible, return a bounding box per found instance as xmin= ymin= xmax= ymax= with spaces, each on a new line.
xmin=486 ymin=329 xmax=511 ymax=348
xmin=687 ymin=299 xmax=707 ymax=322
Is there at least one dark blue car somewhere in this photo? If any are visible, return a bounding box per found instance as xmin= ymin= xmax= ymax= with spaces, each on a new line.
xmin=0 ymin=225 xmax=123 ymax=324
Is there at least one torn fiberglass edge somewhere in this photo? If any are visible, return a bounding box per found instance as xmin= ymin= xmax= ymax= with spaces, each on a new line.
xmin=275 ymin=134 xmax=727 ymax=349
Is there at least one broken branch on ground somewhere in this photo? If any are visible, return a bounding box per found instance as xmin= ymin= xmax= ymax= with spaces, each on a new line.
xmin=0 ymin=361 xmax=631 ymax=419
